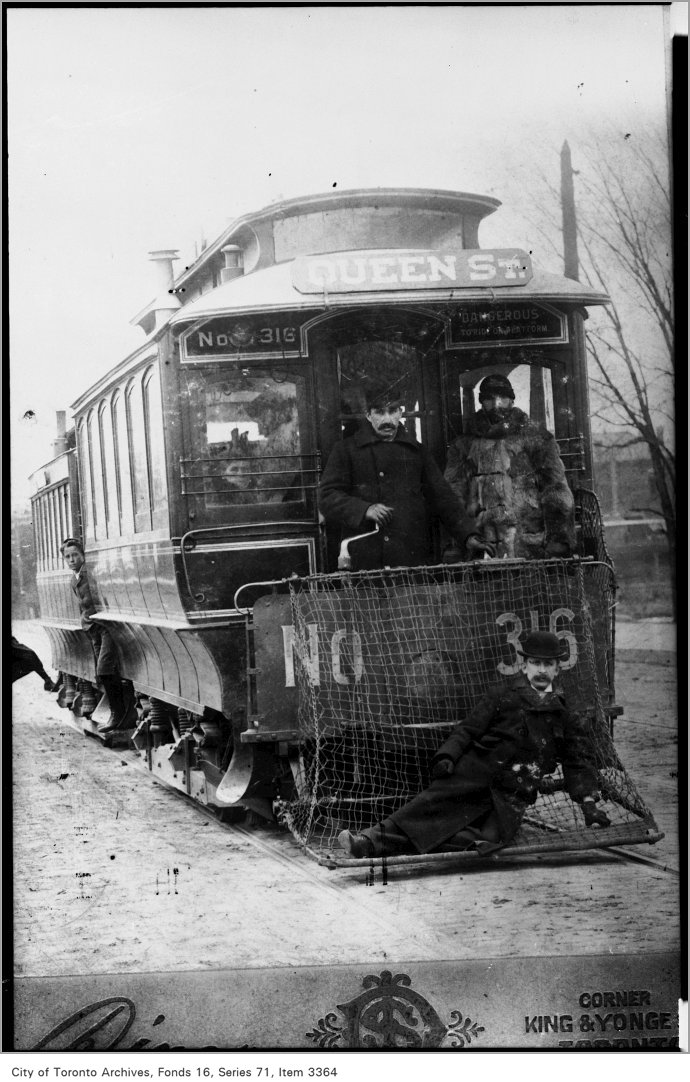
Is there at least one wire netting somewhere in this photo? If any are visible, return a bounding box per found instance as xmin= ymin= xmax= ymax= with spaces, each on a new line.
xmin=280 ymin=559 xmax=660 ymax=863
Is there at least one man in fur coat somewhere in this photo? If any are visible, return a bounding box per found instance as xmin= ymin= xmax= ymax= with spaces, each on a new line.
xmin=338 ymin=631 xmax=610 ymax=858
xmin=444 ymin=374 xmax=575 ymax=560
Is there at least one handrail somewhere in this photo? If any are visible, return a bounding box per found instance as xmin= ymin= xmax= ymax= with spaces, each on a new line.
xmin=337 ymin=524 xmax=380 ymax=569
xmin=178 ymin=522 xmax=308 ymax=604
xmin=224 ymin=553 xmax=611 ymax=615
xmin=233 ymin=578 xmax=297 ymax=614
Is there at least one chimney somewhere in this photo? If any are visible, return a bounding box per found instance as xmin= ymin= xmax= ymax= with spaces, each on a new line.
xmin=149 ymin=249 xmax=181 ymax=328
xmin=220 ymin=244 xmax=244 ymax=283
xmin=52 ymin=410 xmax=68 ymax=458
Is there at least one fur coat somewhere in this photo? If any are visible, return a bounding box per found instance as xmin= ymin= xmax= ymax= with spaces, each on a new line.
xmin=444 ymin=407 xmax=575 ymax=559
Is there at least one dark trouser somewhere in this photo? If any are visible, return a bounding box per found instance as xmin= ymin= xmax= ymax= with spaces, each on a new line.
xmin=361 ymin=807 xmax=507 ymax=857
xmin=87 ymin=625 xmax=130 ymax=726
xmin=87 ymin=624 xmax=119 ymax=677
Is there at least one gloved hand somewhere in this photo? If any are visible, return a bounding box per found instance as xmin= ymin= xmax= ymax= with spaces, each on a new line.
xmin=466 ymin=535 xmax=496 ymax=559
xmin=544 ymin=539 xmax=572 ymax=558
xmin=582 ymin=799 xmax=611 ymax=828
xmin=431 ymin=757 xmax=455 ymax=779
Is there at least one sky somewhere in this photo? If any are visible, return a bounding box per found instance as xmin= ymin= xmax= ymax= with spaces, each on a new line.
xmin=7 ymin=3 xmax=679 ymax=505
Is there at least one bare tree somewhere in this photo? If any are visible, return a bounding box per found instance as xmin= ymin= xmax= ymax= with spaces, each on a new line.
xmin=529 ymin=129 xmax=675 ymax=612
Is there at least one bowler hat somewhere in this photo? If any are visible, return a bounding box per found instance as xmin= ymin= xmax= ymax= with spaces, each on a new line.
xmin=478 ymin=374 xmax=515 ymax=401
xmin=516 ymin=631 xmax=567 ymax=660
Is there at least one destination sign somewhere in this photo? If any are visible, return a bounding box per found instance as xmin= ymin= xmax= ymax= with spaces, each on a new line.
xmin=292 ymin=248 xmax=533 ymax=294
xmin=181 ymin=311 xmax=321 ymax=361
xmin=448 ymin=302 xmax=567 ymax=347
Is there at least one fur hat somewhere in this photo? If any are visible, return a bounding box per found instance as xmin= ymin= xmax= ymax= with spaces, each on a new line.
xmin=516 ymin=631 xmax=567 ymax=660
xmin=478 ymin=374 xmax=515 ymax=401
xmin=363 ymin=381 xmax=404 ymax=410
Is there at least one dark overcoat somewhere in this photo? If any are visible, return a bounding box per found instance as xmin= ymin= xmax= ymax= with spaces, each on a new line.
xmin=71 ymin=565 xmax=97 ymax=630
xmin=389 ymin=674 xmax=599 ymax=852
xmin=71 ymin=565 xmax=118 ymax=676
xmin=444 ymin=407 xmax=575 ymax=558
xmin=319 ymin=422 xmax=472 ymax=570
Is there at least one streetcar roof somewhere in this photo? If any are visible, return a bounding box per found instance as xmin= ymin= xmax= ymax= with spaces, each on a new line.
xmin=170 ymin=257 xmax=609 ymax=324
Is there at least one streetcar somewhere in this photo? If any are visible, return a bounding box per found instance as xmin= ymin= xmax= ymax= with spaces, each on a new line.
xmin=29 ymin=187 xmax=661 ymax=863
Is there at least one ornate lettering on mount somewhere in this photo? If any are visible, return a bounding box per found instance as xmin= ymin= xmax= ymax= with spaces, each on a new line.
xmin=524 ymin=987 xmax=678 ymax=1049
xmin=448 ymin=303 xmax=567 ymax=347
xmin=306 ymin=970 xmax=485 ymax=1050
xmin=31 ymin=996 xmax=221 ymax=1052
xmin=292 ymin=249 xmax=532 ymax=294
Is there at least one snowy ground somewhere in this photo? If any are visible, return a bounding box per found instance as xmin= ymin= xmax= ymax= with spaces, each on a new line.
xmin=11 ymin=619 xmax=679 ymax=982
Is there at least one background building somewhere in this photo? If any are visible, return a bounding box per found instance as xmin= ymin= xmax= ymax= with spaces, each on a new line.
xmin=593 ymin=433 xmax=672 ymax=618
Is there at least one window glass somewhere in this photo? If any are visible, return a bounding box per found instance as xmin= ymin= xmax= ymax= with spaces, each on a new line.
xmin=39 ymin=496 xmax=50 ymax=571
xmin=99 ymin=402 xmax=119 ymax=537
xmin=443 ymin=357 xmax=583 ymax=479
xmin=46 ymin=497 xmax=55 ymax=569
xmin=77 ymin=420 xmax=94 ymax=541
xmin=112 ymin=393 xmax=135 ymax=535
xmin=59 ymin=483 xmax=71 ymax=550
xmin=49 ymin=490 xmax=60 ymax=570
xmin=126 ymin=378 xmax=152 ymax=532
xmin=88 ymin=409 xmax=106 ymax=541
xmin=142 ymin=366 xmax=168 ymax=529
xmin=182 ymin=368 xmax=311 ymax=512
xmin=452 ymin=363 xmax=555 ymax=433
xmin=31 ymin=501 xmax=43 ymax=572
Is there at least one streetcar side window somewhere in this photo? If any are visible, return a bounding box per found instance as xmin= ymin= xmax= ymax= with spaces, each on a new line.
xmin=126 ymin=376 xmax=153 ymax=532
xmin=87 ymin=408 xmax=107 ymax=542
xmin=142 ymin=365 xmax=169 ymax=530
xmin=49 ymin=488 xmax=61 ymax=568
xmin=98 ymin=401 xmax=119 ymax=538
xmin=443 ymin=358 xmax=584 ymax=482
xmin=32 ymin=482 xmax=73 ymax=574
xmin=77 ymin=417 xmax=95 ymax=542
xmin=452 ymin=363 xmax=556 ymax=433
xmin=112 ymin=392 xmax=135 ymax=535
xmin=182 ymin=368 xmax=314 ymax=514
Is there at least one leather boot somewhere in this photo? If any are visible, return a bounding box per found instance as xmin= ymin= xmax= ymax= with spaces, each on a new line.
xmin=98 ymin=675 xmax=129 ymax=733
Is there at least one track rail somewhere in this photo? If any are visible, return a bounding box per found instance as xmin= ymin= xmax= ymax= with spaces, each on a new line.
xmin=605 ymin=845 xmax=679 ymax=876
xmin=63 ymin=709 xmax=680 ymax=880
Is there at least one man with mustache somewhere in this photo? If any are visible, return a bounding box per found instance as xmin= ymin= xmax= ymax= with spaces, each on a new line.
xmin=338 ymin=631 xmax=610 ymax=858
xmin=319 ymin=382 xmax=482 ymax=570
xmin=444 ymin=373 xmax=575 ymax=560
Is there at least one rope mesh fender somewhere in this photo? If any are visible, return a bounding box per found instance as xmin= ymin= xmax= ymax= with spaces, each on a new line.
xmin=278 ymin=560 xmax=659 ymax=862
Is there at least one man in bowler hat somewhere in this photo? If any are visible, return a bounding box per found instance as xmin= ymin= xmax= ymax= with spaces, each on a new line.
xmin=339 ymin=631 xmax=610 ymax=858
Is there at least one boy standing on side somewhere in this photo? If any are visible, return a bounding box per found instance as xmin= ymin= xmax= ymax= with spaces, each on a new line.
xmin=61 ymin=538 xmax=130 ymax=733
